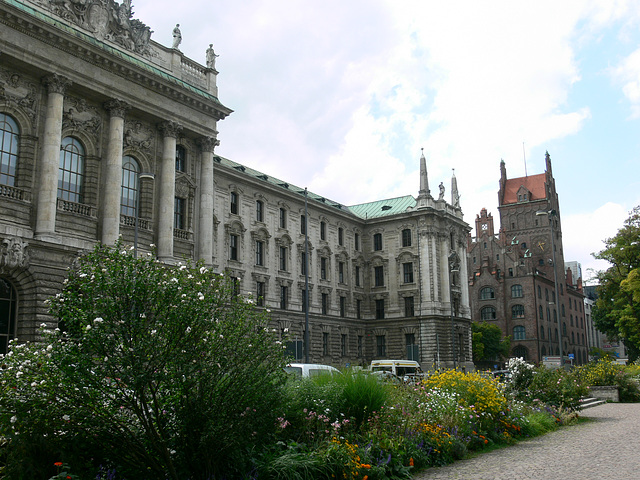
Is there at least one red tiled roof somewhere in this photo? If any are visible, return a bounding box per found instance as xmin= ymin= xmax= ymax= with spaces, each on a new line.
xmin=502 ymin=173 xmax=546 ymax=204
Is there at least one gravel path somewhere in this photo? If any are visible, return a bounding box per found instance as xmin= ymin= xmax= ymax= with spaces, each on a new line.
xmin=413 ymin=403 xmax=640 ymax=480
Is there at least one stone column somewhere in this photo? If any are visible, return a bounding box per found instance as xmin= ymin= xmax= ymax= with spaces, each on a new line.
xmin=35 ymin=74 xmax=72 ymax=241
xmin=157 ymin=121 xmax=182 ymax=261
xmin=197 ymin=136 xmax=219 ymax=265
xmin=101 ymin=99 xmax=131 ymax=245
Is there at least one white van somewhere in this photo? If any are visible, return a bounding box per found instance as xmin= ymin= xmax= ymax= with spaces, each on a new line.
xmin=370 ymin=360 xmax=422 ymax=380
xmin=284 ymin=363 xmax=341 ymax=378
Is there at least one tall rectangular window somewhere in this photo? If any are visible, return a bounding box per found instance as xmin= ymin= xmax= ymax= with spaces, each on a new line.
xmin=230 ymin=234 xmax=238 ymax=261
xmin=175 ymin=145 xmax=186 ymax=172
xmin=341 ymin=334 xmax=347 ymax=356
xmin=355 ymin=233 xmax=360 ymax=251
xmin=375 ymin=299 xmax=385 ymax=319
xmin=279 ymin=207 xmax=286 ymax=228
xmin=230 ymin=192 xmax=238 ymax=214
xmin=323 ymin=332 xmax=329 ymax=356
xmin=256 ymin=281 xmax=265 ymax=307
xmin=376 ymin=335 xmax=386 ymax=356
xmin=402 ymin=229 xmax=412 ymax=247
xmin=280 ymin=285 xmax=288 ymax=309
xmin=338 ymin=262 xmax=345 ymax=283
xmin=255 ymin=240 xmax=264 ymax=266
xmin=340 ymin=296 xmax=346 ymax=317
xmin=355 ymin=266 xmax=361 ymax=287
xmin=356 ymin=299 xmax=361 ymax=319
xmin=373 ymin=233 xmax=383 ymax=251
xmin=256 ymin=200 xmax=264 ymax=222
xmin=300 ymin=215 xmax=306 ymax=235
xmin=357 ymin=335 xmax=363 ymax=357
xmin=374 ymin=266 xmax=384 ymax=287
xmin=174 ymin=197 xmax=185 ymax=230
xmin=404 ymin=296 xmax=415 ymax=317
xmin=301 ymin=289 xmax=307 ymax=312
xmin=279 ymin=246 xmax=287 ymax=271
xmin=338 ymin=227 xmax=344 ymax=246
xmin=301 ymin=252 xmax=307 ymax=275
xmin=322 ymin=293 xmax=329 ymax=315
xmin=403 ymin=262 xmax=414 ymax=284
xmin=321 ymin=257 xmax=328 ymax=280
xmin=320 ymin=221 xmax=326 ymax=240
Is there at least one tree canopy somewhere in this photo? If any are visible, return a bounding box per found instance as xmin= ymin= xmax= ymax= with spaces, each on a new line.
xmin=593 ymin=206 xmax=640 ymax=361
xmin=471 ymin=321 xmax=510 ymax=365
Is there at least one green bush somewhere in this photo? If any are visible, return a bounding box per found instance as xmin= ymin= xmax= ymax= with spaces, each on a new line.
xmin=527 ymin=367 xmax=587 ymax=411
xmin=0 ymin=242 xmax=288 ymax=480
xmin=574 ymin=359 xmax=640 ymax=402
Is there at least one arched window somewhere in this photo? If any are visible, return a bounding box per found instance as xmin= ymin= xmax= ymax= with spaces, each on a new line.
xmin=121 ymin=156 xmax=140 ymax=217
xmin=0 ymin=278 xmax=17 ymax=355
xmin=513 ymin=326 xmax=525 ymax=340
xmin=541 ymin=345 xmax=546 ymax=356
xmin=511 ymin=304 xmax=525 ymax=318
xmin=0 ymin=113 xmax=20 ymax=186
xmin=480 ymin=306 xmax=496 ymax=320
xmin=401 ymin=228 xmax=412 ymax=247
xmin=512 ymin=345 xmax=528 ymax=360
xmin=537 ymin=285 xmax=542 ymax=298
xmin=58 ymin=137 xmax=85 ymax=203
xmin=480 ymin=287 xmax=495 ymax=300
xmin=540 ymin=325 xmax=545 ymax=339
xmin=511 ymin=284 xmax=523 ymax=298
xmin=539 ymin=305 xmax=544 ymax=320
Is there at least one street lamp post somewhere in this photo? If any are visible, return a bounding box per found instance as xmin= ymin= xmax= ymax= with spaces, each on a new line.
xmin=536 ymin=209 xmax=563 ymax=367
xmin=134 ymin=173 xmax=155 ymax=258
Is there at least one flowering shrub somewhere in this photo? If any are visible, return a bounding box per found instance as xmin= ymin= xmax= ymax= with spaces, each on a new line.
xmin=506 ymin=357 xmax=535 ymax=391
xmin=0 ymin=242 xmax=288 ymax=479
xmin=574 ymin=359 xmax=640 ymax=402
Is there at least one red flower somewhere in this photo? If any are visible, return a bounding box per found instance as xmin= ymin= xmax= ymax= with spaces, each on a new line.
xmin=54 ymin=462 xmax=63 ymax=467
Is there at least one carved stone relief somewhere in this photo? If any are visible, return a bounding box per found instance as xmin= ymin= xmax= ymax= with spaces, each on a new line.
xmin=62 ymin=97 xmax=102 ymax=136
xmin=34 ymin=1 xmax=155 ymax=57
xmin=0 ymin=237 xmax=29 ymax=273
xmin=123 ymin=120 xmax=154 ymax=153
xmin=0 ymin=69 xmax=38 ymax=124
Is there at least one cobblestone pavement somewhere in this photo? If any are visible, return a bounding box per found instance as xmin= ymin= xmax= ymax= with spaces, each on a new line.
xmin=413 ymin=403 xmax=640 ymax=480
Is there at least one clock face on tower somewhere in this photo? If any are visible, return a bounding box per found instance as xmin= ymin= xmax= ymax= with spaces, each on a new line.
xmin=481 ymin=223 xmax=488 ymax=231
xmin=535 ymin=239 xmax=546 ymax=253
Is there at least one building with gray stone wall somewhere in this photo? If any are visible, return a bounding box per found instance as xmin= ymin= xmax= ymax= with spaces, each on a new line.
xmin=0 ymin=0 xmax=472 ymax=370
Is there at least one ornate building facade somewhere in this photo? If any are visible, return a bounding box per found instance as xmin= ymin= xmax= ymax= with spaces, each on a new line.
xmin=467 ymin=154 xmax=588 ymax=365
xmin=0 ymin=0 xmax=472 ymax=370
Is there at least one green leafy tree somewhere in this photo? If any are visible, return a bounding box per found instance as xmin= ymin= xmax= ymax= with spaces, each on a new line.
xmin=0 ymin=242 xmax=288 ymax=479
xmin=593 ymin=206 xmax=640 ymax=362
xmin=471 ymin=322 xmax=510 ymax=365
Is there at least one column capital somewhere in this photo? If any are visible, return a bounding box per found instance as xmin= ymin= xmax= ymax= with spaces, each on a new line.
xmin=104 ymin=99 xmax=131 ymax=119
xmin=197 ymin=136 xmax=220 ymax=153
xmin=42 ymin=73 xmax=72 ymax=95
xmin=157 ymin=121 xmax=183 ymax=138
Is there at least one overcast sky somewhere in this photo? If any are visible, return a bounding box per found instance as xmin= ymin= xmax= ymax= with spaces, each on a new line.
xmin=133 ymin=0 xmax=640 ymax=282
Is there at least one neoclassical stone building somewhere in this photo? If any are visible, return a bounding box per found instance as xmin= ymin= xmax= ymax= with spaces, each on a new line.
xmin=467 ymin=154 xmax=587 ymax=366
xmin=0 ymin=0 xmax=472 ymax=370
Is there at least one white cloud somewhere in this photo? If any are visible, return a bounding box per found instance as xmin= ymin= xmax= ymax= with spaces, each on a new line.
xmin=562 ymin=202 xmax=630 ymax=283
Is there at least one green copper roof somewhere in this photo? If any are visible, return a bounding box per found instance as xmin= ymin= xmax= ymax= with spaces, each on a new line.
xmin=7 ymin=0 xmax=223 ymax=105
xmin=349 ymin=196 xmax=417 ymax=219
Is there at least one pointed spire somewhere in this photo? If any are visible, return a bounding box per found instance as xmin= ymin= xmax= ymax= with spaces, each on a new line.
xmin=545 ymin=150 xmax=553 ymax=175
xmin=451 ymin=168 xmax=460 ymax=208
xmin=418 ymin=148 xmax=430 ymax=198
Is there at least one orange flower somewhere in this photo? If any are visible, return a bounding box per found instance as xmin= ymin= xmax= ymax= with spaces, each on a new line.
xmin=54 ymin=462 xmax=63 ymax=467
xmin=409 ymin=457 xmax=414 ymax=466
xmin=363 ymin=476 xmax=368 ymax=480
xmin=361 ymin=464 xmax=371 ymax=469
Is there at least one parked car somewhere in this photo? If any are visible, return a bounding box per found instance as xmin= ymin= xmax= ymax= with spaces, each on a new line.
xmin=284 ymin=363 xmax=341 ymax=378
xmin=369 ymin=359 xmax=423 ymax=382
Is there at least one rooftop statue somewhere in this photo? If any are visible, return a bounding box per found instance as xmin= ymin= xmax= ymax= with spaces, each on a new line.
xmin=172 ymin=24 xmax=182 ymax=49
xmin=206 ymin=44 xmax=219 ymax=69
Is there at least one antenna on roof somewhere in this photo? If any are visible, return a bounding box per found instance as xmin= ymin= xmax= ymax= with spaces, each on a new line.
xmin=523 ymin=141 xmax=528 ymax=177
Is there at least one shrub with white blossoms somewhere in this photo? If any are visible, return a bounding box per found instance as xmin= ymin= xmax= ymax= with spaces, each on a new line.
xmin=506 ymin=357 xmax=535 ymax=392
xmin=0 ymin=240 xmax=288 ymax=480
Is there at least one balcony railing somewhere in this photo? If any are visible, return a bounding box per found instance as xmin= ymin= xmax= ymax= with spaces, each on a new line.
xmin=0 ymin=184 xmax=28 ymax=201
xmin=57 ymin=199 xmax=96 ymax=217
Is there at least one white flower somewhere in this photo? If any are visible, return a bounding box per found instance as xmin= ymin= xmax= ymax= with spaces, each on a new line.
xmin=10 ymin=416 xmax=17 ymax=424
xmin=283 ymin=328 xmax=289 ymax=333
xmin=62 ymin=414 xmax=70 ymax=421
xmin=219 ymin=334 xmax=224 ymax=338
xmin=85 ymin=325 xmax=92 ymax=331
xmin=47 ymin=345 xmax=52 ymax=352
xmin=79 ymin=273 xmax=87 ymax=278
xmin=94 ymin=317 xmax=104 ymax=324
xmin=200 ymin=267 xmax=208 ymax=274
xmin=150 ymin=243 xmax=156 ymax=248
xmin=180 ymin=265 xmax=187 ymax=271
xmin=198 ymin=292 xmax=205 ymax=301
xmin=186 ymin=326 xmax=192 ymax=334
